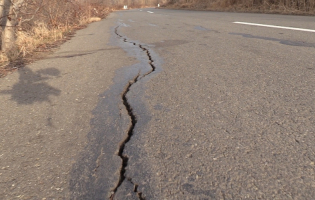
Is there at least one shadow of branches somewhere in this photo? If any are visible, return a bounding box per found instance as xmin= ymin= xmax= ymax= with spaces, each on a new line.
xmin=0 ymin=66 xmax=61 ymax=104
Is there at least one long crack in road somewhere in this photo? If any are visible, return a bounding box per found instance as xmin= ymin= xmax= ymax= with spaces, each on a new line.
xmin=110 ymin=26 xmax=156 ymax=200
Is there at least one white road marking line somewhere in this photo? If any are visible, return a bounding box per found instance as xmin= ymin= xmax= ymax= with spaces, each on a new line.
xmin=234 ymin=21 xmax=315 ymax=33
xmin=147 ymin=11 xmax=154 ymax=14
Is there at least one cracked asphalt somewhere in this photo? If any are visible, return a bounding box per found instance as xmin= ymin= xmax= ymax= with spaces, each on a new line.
xmin=116 ymin=9 xmax=315 ymax=199
xmin=1 ymin=8 xmax=315 ymax=200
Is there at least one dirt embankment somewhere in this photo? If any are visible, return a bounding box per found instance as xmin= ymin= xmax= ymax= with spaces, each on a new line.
xmin=162 ymin=0 xmax=315 ymax=15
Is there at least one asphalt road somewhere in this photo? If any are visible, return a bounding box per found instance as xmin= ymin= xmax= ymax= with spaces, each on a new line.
xmin=1 ymin=8 xmax=315 ymax=200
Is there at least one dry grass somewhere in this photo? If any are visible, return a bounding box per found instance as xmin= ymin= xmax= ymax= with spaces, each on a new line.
xmin=16 ymin=23 xmax=64 ymax=57
xmin=163 ymin=0 xmax=315 ymax=15
xmin=89 ymin=17 xmax=102 ymax=22
xmin=0 ymin=53 xmax=9 ymax=63
xmin=0 ymin=4 xmax=111 ymax=69
xmin=0 ymin=23 xmax=66 ymax=67
xmin=79 ymin=17 xmax=102 ymax=25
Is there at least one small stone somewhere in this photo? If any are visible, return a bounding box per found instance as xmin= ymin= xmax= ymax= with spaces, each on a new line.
xmin=186 ymin=154 xmax=192 ymax=158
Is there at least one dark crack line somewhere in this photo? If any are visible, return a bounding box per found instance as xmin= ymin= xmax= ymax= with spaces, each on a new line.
xmin=110 ymin=26 xmax=156 ymax=200
xmin=139 ymin=44 xmax=156 ymax=77
xmin=128 ymin=177 xmax=145 ymax=200
xmin=110 ymin=74 xmax=140 ymax=199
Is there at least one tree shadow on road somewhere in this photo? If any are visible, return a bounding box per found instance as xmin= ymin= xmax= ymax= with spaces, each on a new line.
xmin=0 ymin=67 xmax=61 ymax=104
xmin=47 ymin=48 xmax=120 ymax=59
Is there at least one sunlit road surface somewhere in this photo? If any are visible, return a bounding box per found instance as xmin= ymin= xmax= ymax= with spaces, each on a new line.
xmin=111 ymin=8 xmax=315 ymax=199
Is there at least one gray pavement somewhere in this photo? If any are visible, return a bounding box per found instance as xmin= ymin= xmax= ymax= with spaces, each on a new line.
xmin=1 ymin=8 xmax=315 ymax=200
xmin=0 ymin=14 xmax=134 ymax=199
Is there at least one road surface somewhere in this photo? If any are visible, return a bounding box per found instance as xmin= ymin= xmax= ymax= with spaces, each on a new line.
xmin=1 ymin=8 xmax=315 ymax=200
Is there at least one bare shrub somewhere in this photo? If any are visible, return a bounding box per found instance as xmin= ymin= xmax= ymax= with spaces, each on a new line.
xmin=164 ymin=0 xmax=315 ymax=13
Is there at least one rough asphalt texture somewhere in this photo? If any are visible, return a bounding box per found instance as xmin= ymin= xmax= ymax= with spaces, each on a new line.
xmin=1 ymin=8 xmax=315 ymax=200
xmin=0 ymin=14 xmax=136 ymax=199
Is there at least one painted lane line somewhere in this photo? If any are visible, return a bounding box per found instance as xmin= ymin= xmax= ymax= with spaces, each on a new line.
xmin=234 ymin=22 xmax=315 ymax=33
xmin=147 ymin=11 xmax=154 ymax=14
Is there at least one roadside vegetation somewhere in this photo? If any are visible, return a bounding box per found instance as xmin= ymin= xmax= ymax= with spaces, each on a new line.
xmin=162 ymin=0 xmax=315 ymax=14
xmin=0 ymin=0 xmax=159 ymax=76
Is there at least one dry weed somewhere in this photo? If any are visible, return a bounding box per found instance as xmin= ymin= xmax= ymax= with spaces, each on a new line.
xmin=165 ymin=0 xmax=315 ymax=14
xmin=89 ymin=17 xmax=102 ymax=22
xmin=0 ymin=53 xmax=9 ymax=63
xmin=16 ymin=22 xmax=64 ymax=57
